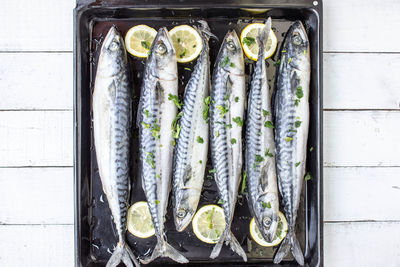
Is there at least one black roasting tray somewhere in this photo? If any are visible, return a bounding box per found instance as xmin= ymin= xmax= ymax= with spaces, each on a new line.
xmin=74 ymin=0 xmax=323 ymax=266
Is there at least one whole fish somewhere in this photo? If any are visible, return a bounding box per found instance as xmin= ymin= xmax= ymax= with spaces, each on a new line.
xmin=209 ymin=30 xmax=247 ymax=261
xmin=245 ymin=18 xmax=279 ymax=243
xmin=92 ymin=26 xmax=139 ymax=267
xmin=172 ymin=21 xmax=212 ymax=232
xmin=273 ymin=21 xmax=310 ymax=265
xmin=138 ymin=27 xmax=188 ymax=264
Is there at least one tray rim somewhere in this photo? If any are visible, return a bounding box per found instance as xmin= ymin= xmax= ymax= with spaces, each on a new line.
xmin=73 ymin=1 xmax=323 ymax=266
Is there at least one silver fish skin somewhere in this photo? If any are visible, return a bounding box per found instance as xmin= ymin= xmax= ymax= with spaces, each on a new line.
xmin=138 ymin=27 xmax=188 ymax=264
xmin=209 ymin=30 xmax=247 ymax=261
xmin=172 ymin=21 xmax=211 ymax=232
xmin=273 ymin=21 xmax=310 ymax=266
xmin=245 ymin=18 xmax=279 ymax=243
xmin=92 ymin=26 xmax=139 ymax=267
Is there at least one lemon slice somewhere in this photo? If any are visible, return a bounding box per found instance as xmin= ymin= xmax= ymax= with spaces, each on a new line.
xmin=249 ymin=211 xmax=288 ymax=247
xmin=169 ymin=25 xmax=202 ymax=63
xmin=192 ymin=204 xmax=226 ymax=244
xmin=127 ymin=201 xmax=155 ymax=238
xmin=125 ymin=25 xmax=157 ymax=58
xmin=240 ymin=23 xmax=278 ymax=61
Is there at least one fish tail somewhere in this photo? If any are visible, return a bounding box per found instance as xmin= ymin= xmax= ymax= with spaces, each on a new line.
xmin=140 ymin=239 xmax=188 ymax=264
xmin=197 ymin=20 xmax=218 ymax=40
xmin=210 ymin=230 xmax=247 ymax=261
xmin=256 ymin=17 xmax=272 ymax=49
xmin=106 ymin=242 xmax=140 ymax=267
xmin=273 ymin=230 xmax=304 ymax=265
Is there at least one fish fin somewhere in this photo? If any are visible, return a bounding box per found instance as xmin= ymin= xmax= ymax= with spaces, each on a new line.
xmin=256 ymin=17 xmax=272 ymax=48
xmin=273 ymin=230 xmax=304 ymax=265
xmin=227 ymin=231 xmax=247 ymax=261
xmin=210 ymin=230 xmax=247 ymax=261
xmin=106 ymin=242 xmax=140 ymax=267
xmin=197 ymin=20 xmax=218 ymax=41
xmin=140 ymin=240 xmax=188 ymax=264
xmin=210 ymin=229 xmax=227 ymax=259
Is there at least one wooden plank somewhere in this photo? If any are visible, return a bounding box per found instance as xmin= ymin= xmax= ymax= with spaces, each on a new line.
xmin=0 ymin=168 xmax=73 ymax=224
xmin=323 ymin=53 xmax=400 ymax=110
xmin=324 ymin=167 xmax=400 ymax=221
xmin=0 ymin=53 xmax=72 ymax=110
xmin=324 ymin=0 xmax=400 ymax=52
xmin=324 ymin=222 xmax=400 ymax=266
xmin=0 ymin=225 xmax=74 ymax=267
xmin=0 ymin=0 xmax=74 ymax=51
xmin=0 ymin=111 xmax=72 ymax=167
xmin=324 ymin=111 xmax=400 ymax=167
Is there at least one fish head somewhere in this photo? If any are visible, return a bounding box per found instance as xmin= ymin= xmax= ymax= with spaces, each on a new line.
xmin=173 ymin=188 xmax=197 ymax=232
xmin=217 ymin=30 xmax=244 ymax=76
xmin=283 ymin=21 xmax=310 ymax=67
xmin=258 ymin=211 xmax=279 ymax=243
xmin=148 ymin=27 xmax=177 ymax=81
xmin=97 ymin=26 xmax=126 ymax=77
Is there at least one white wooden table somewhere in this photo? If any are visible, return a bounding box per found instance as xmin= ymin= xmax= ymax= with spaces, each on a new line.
xmin=1 ymin=0 xmax=399 ymax=266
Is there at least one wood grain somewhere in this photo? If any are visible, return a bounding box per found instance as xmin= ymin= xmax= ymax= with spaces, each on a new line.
xmin=324 ymin=167 xmax=400 ymax=221
xmin=323 ymin=53 xmax=400 ymax=110
xmin=324 ymin=111 xmax=400 ymax=167
xmin=0 ymin=0 xmax=74 ymax=51
xmin=0 ymin=111 xmax=72 ymax=167
xmin=0 ymin=53 xmax=73 ymax=110
xmin=325 ymin=222 xmax=400 ymax=266
xmin=0 ymin=225 xmax=74 ymax=267
xmin=0 ymin=168 xmax=73 ymax=224
xmin=324 ymin=0 xmax=400 ymax=52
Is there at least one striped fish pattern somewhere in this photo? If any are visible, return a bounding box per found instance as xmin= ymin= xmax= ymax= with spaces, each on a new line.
xmin=92 ymin=26 xmax=139 ymax=267
xmin=138 ymin=27 xmax=188 ymax=264
xmin=209 ymin=30 xmax=247 ymax=261
xmin=273 ymin=21 xmax=311 ymax=266
xmin=245 ymin=18 xmax=280 ymax=243
xmin=172 ymin=21 xmax=211 ymax=232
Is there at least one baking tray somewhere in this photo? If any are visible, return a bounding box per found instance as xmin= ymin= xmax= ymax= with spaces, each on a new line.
xmin=74 ymin=0 xmax=323 ymax=266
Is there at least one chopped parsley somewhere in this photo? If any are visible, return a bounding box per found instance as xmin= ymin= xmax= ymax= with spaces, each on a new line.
xmin=141 ymin=41 xmax=151 ymax=50
xmin=221 ymin=55 xmax=230 ymax=67
xmin=255 ymin=155 xmax=264 ymax=163
xmin=229 ymin=62 xmax=236 ymax=68
xmin=233 ymin=116 xmax=243 ymax=127
xmin=288 ymin=57 xmax=292 ymax=64
xmin=282 ymin=50 xmax=287 ymax=53
xmin=197 ymin=136 xmax=204 ymax=144
xmin=209 ymin=169 xmax=216 ymax=174
xmin=294 ymin=99 xmax=300 ymax=106
xmin=296 ymin=86 xmax=304 ymax=99
xmin=146 ymin=152 xmax=155 ymax=169
xmin=295 ymin=162 xmax=301 ymax=167
xmin=168 ymin=94 xmax=183 ymax=109
xmin=289 ymin=127 xmax=297 ymax=133
xmin=217 ymin=199 xmax=225 ymax=204
xmin=179 ymin=49 xmax=186 ymax=58
xmin=231 ymin=138 xmax=237 ymax=144
xmin=295 ymin=120 xmax=302 ymax=128
xmin=234 ymin=96 xmax=239 ymax=103
xmin=151 ymin=123 xmax=160 ymax=139
xmin=261 ymin=201 xmax=271 ymax=209
xmin=155 ymin=200 xmax=160 ymax=205
xmin=156 ymin=174 xmax=161 ymax=179
xmin=216 ymin=131 xmax=220 ymax=137
xmin=263 ymin=109 xmax=270 ymax=117
xmin=304 ymin=172 xmax=311 ymax=181
xmin=285 ymin=136 xmax=293 ymax=142
xmin=184 ymin=67 xmax=191 ymax=71
xmin=141 ymin=121 xmax=151 ymax=129
xmin=309 ymin=146 xmax=314 ymax=152
xmin=216 ymin=105 xmax=228 ymax=117
xmin=242 ymin=36 xmax=256 ymax=46
xmin=144 ymin=110 xmax=150 ymax=118
xmin=264 ymin=120 xmax=274 ymax=128
xmin=199 ymin=160 xmax=203 ymax=164
xmin=203 ymin=96 xmax=211 ymax=121
xmin=265 ymin=148 xmax=273 ymax=158
xmin=241 ymin=170 xmax=247 ymax=193
xmin=274 ymin=60 xmax=281 ymax=67
xmin=177 ymin=38 xmax=181 ymax=43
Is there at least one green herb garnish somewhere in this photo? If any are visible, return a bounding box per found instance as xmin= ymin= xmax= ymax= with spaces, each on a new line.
xmin=209 ymin=169 xmax=216 ymax=174
xmin=184 ymin=67 xmax=191 ymax=71
xmin=265 ymin=148 xmax=273 ymax=158
xmin=233 ymin=116 xmax=243 ymax=127
xmin=310 ymin=146 xmax=314 ymax=152
xmin=255 ymin=155 xmax=264 ymax=163
xmin=241 ymin=170 xmax=247 ymax=193
xmin=295 ymin=162 xmax=301 ymax=167
xmin=263 ymin=109 xmax=270 ymax=117
xmin=229 ymin=62 xmax=236 ymax=68
xmin=264 ymin=121 xmax=274 ymax=128
xmin=296 ymin=86 xmax=304 ymax=99
xmin=197 ymin=136 xmax=204 ymax=144
xmin=285 ymin=136 xmax=293 ymax=142
xmin=199 ymin=160 xmax=203 ymax=164
xmin=168 ymin=94 xmax=183 ymax=109
xmin=141 ymin=41 xmax=151 ymax=50
xmin=288 ymin=57 xmax=292 ymax=64
xmin=180 ymin=49 xmax=186 ymax=58
xmin=141 ymin=121 xmax=151 ymax=129
xmin=155 ymin=200 xmax=160 ymax=205
xmin=304 ymin=172 xmax=311 ymax=181
xmin=221 ymin=56 xmax=230 ymax=67
xmin=156 ymin=174 xmax=161 ymax=179
xmin=144 ymin=110 xmax=150 ymax=118
xmin=243 ymin=36 xmax=256 ymax=46
xmin=234 ymin=96 xmax=239 ymax=103
xmin=261 ymin=201 xmax=271 ymax=209
xmin=231 ymin=138 xmax=237 ymax=144
xmin=203 ymin=96 xmax=211 ymax=121
xmin=295 ymin=120 xmax=302 ymax=128
xmin=216 ymin=105 xmax=228 ymax=117
xmin=146 ymin=152 xmax=155 ymax=169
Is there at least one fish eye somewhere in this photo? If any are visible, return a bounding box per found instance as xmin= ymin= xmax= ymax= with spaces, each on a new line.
xmin=177 ymin=208 xmax=186 ymax=218
xmin=156 ymin=43 xmax=167 ymax=55
xmin=109 ymin=41 xmax=119 ymax=52
xmin=263 ymin=217 xmax=272 ymax=229
xmin=292 ymin=34 xmax=302 ymax=46
xmin=227 ymin=40 xmax=236 ymax=51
